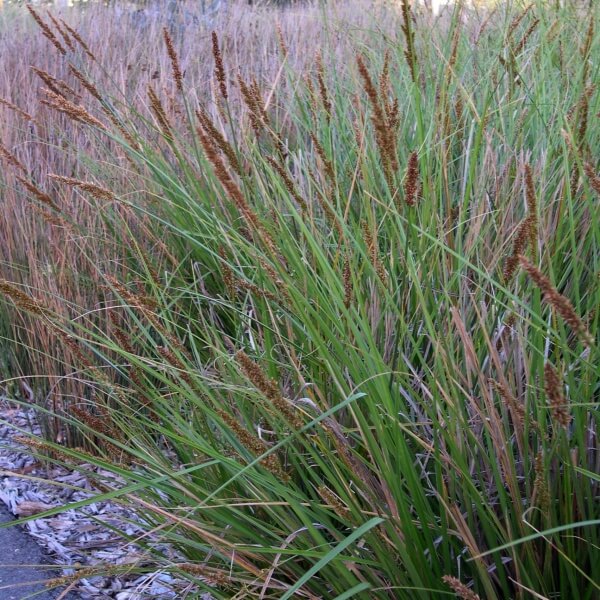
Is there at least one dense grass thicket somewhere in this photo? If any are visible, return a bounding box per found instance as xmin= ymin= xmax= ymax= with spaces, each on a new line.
xmin=0 ymin=1 xmax=599 ymax=598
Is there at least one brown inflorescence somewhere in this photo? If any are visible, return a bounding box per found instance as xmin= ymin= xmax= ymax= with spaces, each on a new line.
xmin=276 ymin=23 xmax=288 ymax=58
xmin=343 ymin=258 xmax=353 ymax=309
xmin=570 ymin=84 xmax=595 ymax=152
xmin=491 ymin=379 xmax=524 ymax=431
xmin=49 ymin=174 xmax=116 ymax=202
xmin=157 ymin=345 xmax=194 ymax=388
xmin=60 ymin=18 xmax=96 ymax=60
xmin=514 ymin=18 xmax=540 ymax=54
xmin=544 ymin=362 xmax=571 ymax=429
xmin=518 ymin=255 xmax=593 ymax=347
xmin=68 ymin=64 xmax=102 ymax=101
xmin=30 ymin=205 xmax=71 ymax=229
xmin=315 ymin=51 xmax=332 ymax=120
xmin=266 ymin=156 xmax=308 ymax=212
xmin=218 ymin=247 xmax=236 ymax=297
xmin=212 ymin=31 xmax=228 ymax=101
xmin=197 ymin=108 xmax=241 ymax=175
xmin=400 ymin=0 xmax=417 ymax=83
xmin=33 ymin=68 xmax=80 ymax=100
xmin=317 ymin=485 xmax=350 ymax=519
xmin=509 ymin=3 xmax=534 ymax=34
xmin=524 ymin=163 xmax=538 ymax=251
xmin=442 ymin=575 xmax=481 ymax=600
xmin=217 ymin=409 xmax=287 ymax=479
xmin=503 ymin=217 xmax=533 ymax=282
xmin=40 ymin=88 xmax=106 ymax=129
xmin=0 ymin=142 xmax=26 ymax=172
xmin=178 ymin=563 xmax=228 ymax=586
xmin=47 ymin=11 xmax=75 ymax=51
xmin=309 ymin=132 xmax=336 ymax=184
xmin=237 ymin=75 xmax=265 ymax=135
xmin=583 ymin=162 xmax=600 ymax=196
xmin=533 ymin=449 xmax=550 ymax=511
xmin=196 ymin=126 xmax=277 ymax=255
xmin=356 ymin=54 xmax=398 ymax=187
xmin=403 ymin=151 xmax=420 ymax=207
xmin=163 ymin=28 xmax=184 ymax=94
xmin=26 ymin=5 xmax=66 ymax=55
xmin=362 ymin=222 xmax=388 ymax=286
xmin=16 ymin=177 xmax=60 ymax=211
xmin=0 ymin=97 xmax=34 ymax=122
xmin=0 ymin=279 xmax=50 ymax=317
xmin=235 ymin=350 xmax=302 ymax=429
xmin=147 ymin=86 xmax=173 ymax=138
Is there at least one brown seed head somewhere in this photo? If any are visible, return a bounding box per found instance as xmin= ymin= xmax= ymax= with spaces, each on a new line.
xmin=533 ymin=449 xmax=550 ymax=510
xmin=266 ymin=156 xmax=307 ymax=212
xmin=503 ymin=217 xmax=533 ymax=282
xmin=40 ymin=88 xmax=105 ymax=129
xmin=147 ymin=86 xmax=173 ymax=138
xmin=403 ymin=151 xmax=420 ymax=207
xmin=518 ymin=255 xmax=593 ymax=346
xmin=0 ymin=142 xmax=26 ymax=172
xmin=544 ymin=362 xmax=571 ymax=429
xmin=343 ymin=258 xmax=353 ymax=309
xmin=0 ymin=279 xmax=50 ymax=317
xmin=197 ymin=108 xmax=241 ymax=175
xmin=309 ymin=132 xmax=335 ymax=184
xmin=238 ymin=75 xmax=265 ymax=135
xmin=0 ymin=97 xmax=34 ymax=122
xmin=32 ymin=68 xmax=79 ymax=100
xmin=68 ymin=64 xmax=102 ymax=101
xmin=48 ymin=174 xmax=116 ymax=202
xmin=196 ymin=127 xmax=277 ymax=254
xmin=60 ymin=19 xmax=95 ymax=60
xmin=522 ymin=163 xmax=539 ymax=256
xmin=356 ymin=54 xmax=398 ymax=183
xmin=583 ymin=162 xmax=600 ymax=196
xmin=163 ymin=28 xmax=184 ymax=94
xmin=235 ymin=350 xmax=302 ymax=428
xmin=514 ymin=18 xmax=539 ymax=54
xmin=26 ymin=5 xmax=66 ymax=55
xmin=47 ymin=11 xmax=75 ymax=51
xmin=315 ymin=51 xmax=331 ymax=120
xmin=275 ymin=23 xmax=288 ymax=57
xmin=16 ymin=177 xmax=60 ymax=211
xmin=400 ymin=0 xmax=417 ymax=83
xmin=317 ymin=485 xmax=351 ymax=519
xmin=217 ymin=409 xmax=287 ymax=479
xmin=211 ymin=31 xmax=228 ymax=101
xmin=442 ymin=575 xmax=481 ymax=600
xmin=178 ymin=563 xmax=228 ymax=586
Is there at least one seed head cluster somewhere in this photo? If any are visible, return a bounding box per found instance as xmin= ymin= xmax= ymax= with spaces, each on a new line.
xmin=519 ymin=255 xmax=593 ymax=347
xmin=235 ymin=350 xmax=302 ymax=429
xmin=544 ymin=362 xmax=571 ymax=429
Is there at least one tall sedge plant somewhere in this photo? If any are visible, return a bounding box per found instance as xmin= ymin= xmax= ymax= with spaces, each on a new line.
xmin=1 ymin=1 xmax=599 ymax=598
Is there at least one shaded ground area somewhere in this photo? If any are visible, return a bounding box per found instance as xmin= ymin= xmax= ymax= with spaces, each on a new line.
xmin=0 ymin=506 xmax=70 ymax=600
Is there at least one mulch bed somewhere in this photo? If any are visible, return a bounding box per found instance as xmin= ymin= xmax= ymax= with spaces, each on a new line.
xmin=0 ymin=400 xmax=192 ymax=599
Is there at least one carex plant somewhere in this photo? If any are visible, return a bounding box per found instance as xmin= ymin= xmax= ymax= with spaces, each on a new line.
xmin=0 ymin=1 xmax=599 ymax=598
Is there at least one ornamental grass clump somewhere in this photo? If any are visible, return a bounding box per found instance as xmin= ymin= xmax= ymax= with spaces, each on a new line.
xmin=0 ymin=1 xmax=599 ymax=598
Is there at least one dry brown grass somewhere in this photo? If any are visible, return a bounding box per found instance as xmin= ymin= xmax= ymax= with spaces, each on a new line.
xmin=0 ymin=0 xmax=422 ymax=438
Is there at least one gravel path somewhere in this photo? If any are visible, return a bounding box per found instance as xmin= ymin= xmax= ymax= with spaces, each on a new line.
xmin=0 ymin=505 xmax=67 ymax=600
